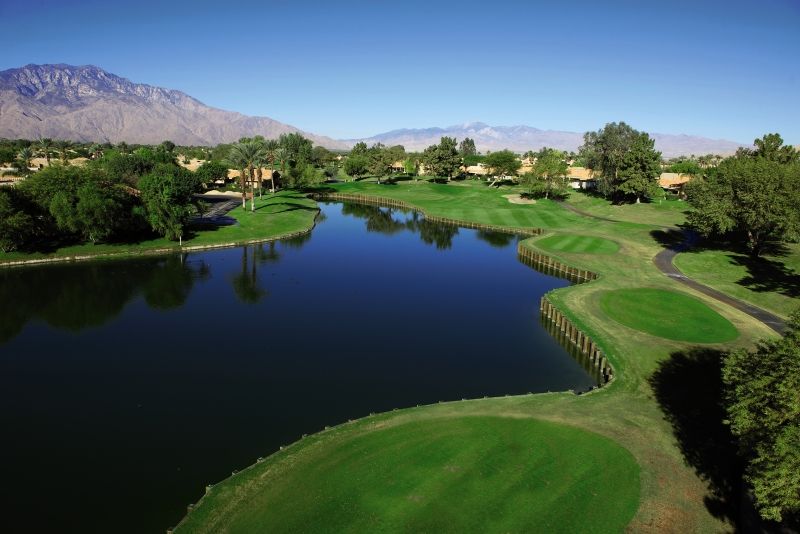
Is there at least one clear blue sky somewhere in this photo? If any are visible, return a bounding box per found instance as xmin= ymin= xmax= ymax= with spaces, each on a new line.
xmin=2 ymin=0 xmax=798 ymax=143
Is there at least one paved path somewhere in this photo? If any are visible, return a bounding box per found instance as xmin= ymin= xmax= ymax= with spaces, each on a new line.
xmin=556 ymin=200 xmax=787 ymax=334
xmin=191 ymin=195 xmax=240 ymax=226
xmin=653 ymin=232 xmax=786 ymax=334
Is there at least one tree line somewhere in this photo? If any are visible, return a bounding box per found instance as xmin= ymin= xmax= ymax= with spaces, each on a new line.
xmin=0 ymin=132 xmax=337 ymax=252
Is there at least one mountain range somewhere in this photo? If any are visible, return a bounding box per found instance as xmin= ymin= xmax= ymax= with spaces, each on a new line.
xmin=347 ymin=123 xmax=747 ymax=158
xmin=0 ymin=64 xmax=747 ymax=157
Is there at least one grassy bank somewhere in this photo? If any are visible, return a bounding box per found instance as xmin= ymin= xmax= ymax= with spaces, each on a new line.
xmin=674 ymin=243 xmax=800 ymax=319
xmin=179 ymin=415 xmax=640 ymax=533
xmin=0 ymin=191 xmax=319 ymax=266
xmin=177 ymin=179 xmax=782 ymax=532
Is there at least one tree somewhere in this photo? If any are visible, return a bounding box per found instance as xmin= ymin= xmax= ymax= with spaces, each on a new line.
xmin=138 ymin=166 xmax=202 ymax=243
xmin=350 ymin=142 xmax=368 ymax=157
xmin=617 ymin=133 xmax=662 ymax=203
xmin=686 ymin=146 xmax=800 ymax=257
xmin=194 ymin=161 xmax=229 ymax=188
xmin=754 ymin=133 xmax=799 ymax=164
xmin=16 ymin=146 xmax=34 ymax=173
xmin=0 ymin=188 xmax=38 ymax=252
xmin=263 ymin=139 xmax=279 ymax=192
xmin=343 ymin=155 xmax=368 ymax=181
xmin=366 ymin=143 xmax=395 ymax=183
xmin=579 ymin=121 xmax=641 ymax=198
xmin=483 ymin=150 xmax=521 ymax=184
xmin=227 ymin=141 xmax=266 ymax=211
xmin=723 ymin=311 xmax=800 ymax=522
xmin=459 ymin=137 xmax=477 ymax=157
xmin=37 ymin=138 xmax=53 ymax=166
xmin=55 ymin=139 xmax=72 ymax=165
xmin=521 ymin=147 xmax=568 ymax=198
xmin=421 ymin=136 xmax=461 ymax=180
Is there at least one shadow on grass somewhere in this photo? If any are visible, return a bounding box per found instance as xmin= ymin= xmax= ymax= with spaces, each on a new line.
xmin=650 ymin=228 xmax=691 ymax=251
xmin=649 ymin=348 xmax=742 ymax=526
xmin=254 ymin=201 xmax=318 ymax=213
xmin=728 ymin=254 xmax=800 ymax=298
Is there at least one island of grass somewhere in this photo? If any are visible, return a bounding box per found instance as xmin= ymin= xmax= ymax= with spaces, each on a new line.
xmin=535 ymin=234 xmax=619 ymax=255
xmin=175 ymin=415 xmax=639 ymax=533
xmin=0 ymin=191 xmax=319 ymax=266
xmin=598 ymin=288 xmax=739 ymax=343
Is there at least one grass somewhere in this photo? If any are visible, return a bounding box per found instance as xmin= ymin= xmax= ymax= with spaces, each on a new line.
xmin=674 ymin=243 xmax=800 ymax=319
xmin=177 ymin=416 xmax=640 ymax=533
xmin=0 ymin=191 xmax=319 ymax=265
xmin=564 ymin=189 xmax=691 ymax=227
xmin=599 ymin=288 xmax=740 ymax=343
xmin=176 ymin=179 xmax=780 ymax=532
xmin=535 ymin=234 xmax=619 ymax=254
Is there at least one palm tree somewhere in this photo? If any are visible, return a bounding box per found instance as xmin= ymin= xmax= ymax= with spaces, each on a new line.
xmin=264 ymin=139 xmax=279 ymax=193
xmin=37 ymin=138 xmax=53 ymax=166
xmin=16 ymin=146 xmax=34 ymax=172
xmin=55 ymin=139 xmax=72 ymax=165
xmin=227 ymin=141 xmax=267 ymax=211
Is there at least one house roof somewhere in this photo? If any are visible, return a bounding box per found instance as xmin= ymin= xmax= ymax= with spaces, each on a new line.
xmin=659 ymin=173 xmax=692 ymax=188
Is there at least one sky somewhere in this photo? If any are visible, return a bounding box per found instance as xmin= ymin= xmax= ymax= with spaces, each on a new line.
xmin=2 ymin=0 xmax=799 ymax=143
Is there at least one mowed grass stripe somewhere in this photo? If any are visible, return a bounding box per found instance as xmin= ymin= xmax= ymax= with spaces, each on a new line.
xmin=536 ymin=234 xmax=620 ymax=255
xmin=177 ymin=417 xmax=640 ymax=534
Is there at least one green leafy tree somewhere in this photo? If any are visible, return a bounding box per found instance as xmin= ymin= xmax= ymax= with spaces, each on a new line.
xmin=522 ymin=147 xmax=569 ymax=198
xmin=138 ymin=166 xmax=202 ymax=242
xmin=579 ymin=121 xmax=641 ymax=198
xmin=0 ymin=188 xmax=38 ymax=252
xmin=686 ymin=146 xmax=800 ymax=257
xmin=367 ymin=143 xmax=395 ymax=183
xmin=753 ymin=133 xmax=799 ymax=164
xmin=350 ymin=142 xmax=368 ymax=157
xmin=343 ymin=155 xmax=369 ymax=181
xmin=617 ymin=133 xmax=662 ymax=203
xmin=194 ymin=161 xmax=229 ymax=187
xmin=263 ymin=139 xmax=279 ymax=192
xmin=483 ymin=150 xmax=521 ymax=184
xmin=667 ymin=160 xmax=703 ymax=175
xmin=723 ymin=311 xmax=800 ymax=522
xmin=459 ymin=137 xmax=477 ymax=156
xmin=421 ymin=136 xmax=461 ymax=180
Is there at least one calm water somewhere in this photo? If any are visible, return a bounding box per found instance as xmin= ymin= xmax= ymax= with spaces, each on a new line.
xmin=0 ymin=202 xmax=595 ymax=533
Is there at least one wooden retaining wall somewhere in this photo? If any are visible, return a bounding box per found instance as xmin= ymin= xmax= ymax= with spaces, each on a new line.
xmin=517 ymin=245 xmax=598 ymax=284
xmin=539 ymin=296 xmax=612 ymax=384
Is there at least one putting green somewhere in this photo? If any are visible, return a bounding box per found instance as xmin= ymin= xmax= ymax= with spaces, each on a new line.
xmin=598 ymin=288 xmax=739 ymax=343
xmin=536 ymin=234 xmax=619 ymax=254
xmin=177 ymin=416 xmax=640 ymax=533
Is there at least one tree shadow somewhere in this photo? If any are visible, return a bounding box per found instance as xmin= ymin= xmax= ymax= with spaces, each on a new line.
xmin=649 ymin=348 xmax=742 ymax=525
xmin=728 ymin=254 xmax=800 ymax=298
xmin=650 ymin=228 xmax=691 ymax=251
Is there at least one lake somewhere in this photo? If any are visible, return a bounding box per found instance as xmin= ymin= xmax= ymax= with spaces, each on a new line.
xmin=0 ymin=201 xmax=596 ymax=533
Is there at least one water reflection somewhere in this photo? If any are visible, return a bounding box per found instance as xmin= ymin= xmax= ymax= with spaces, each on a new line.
xmin=0 ymin=255 xmax=209 ymax=343
xmin=339 ymin=202 xmax=465 ymax=250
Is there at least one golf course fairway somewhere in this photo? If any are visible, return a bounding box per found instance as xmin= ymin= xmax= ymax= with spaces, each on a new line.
xmin=175 ymin=416 xmax=640 ymax=533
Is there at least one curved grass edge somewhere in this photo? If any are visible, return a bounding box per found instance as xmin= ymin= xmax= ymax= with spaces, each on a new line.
xmin=172 ymin=407 xmax=640 ymax=534
xmin=0 ymin=192 xmax=321 ymax=269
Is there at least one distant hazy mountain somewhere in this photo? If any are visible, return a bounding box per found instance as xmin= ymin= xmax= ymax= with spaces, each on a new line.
xmin=347 ymin=121 xmax=747 ymax=158
xmin=0 ymin=64 xmax=347 ymax=149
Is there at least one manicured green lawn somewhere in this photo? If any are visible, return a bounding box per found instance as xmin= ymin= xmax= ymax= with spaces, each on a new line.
xmin=535 ymin=234 xmax=619 ymax=254
xmin=322 ymin=180 xmax=587 ymax=230
xmin=176 ymin=416 xmax=640 ymax=534
xmin=177 ymin=180 xmax=778 ymax=533
xmin=565 ymin=189 xmax=690 ymax=227
xmin=0 ymin=191 xmax=319 ymax=265
xmin=674 ymin=244 xmax=800 ymax=319
xmin=599 ymin=288 xmax=739 ymax=343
